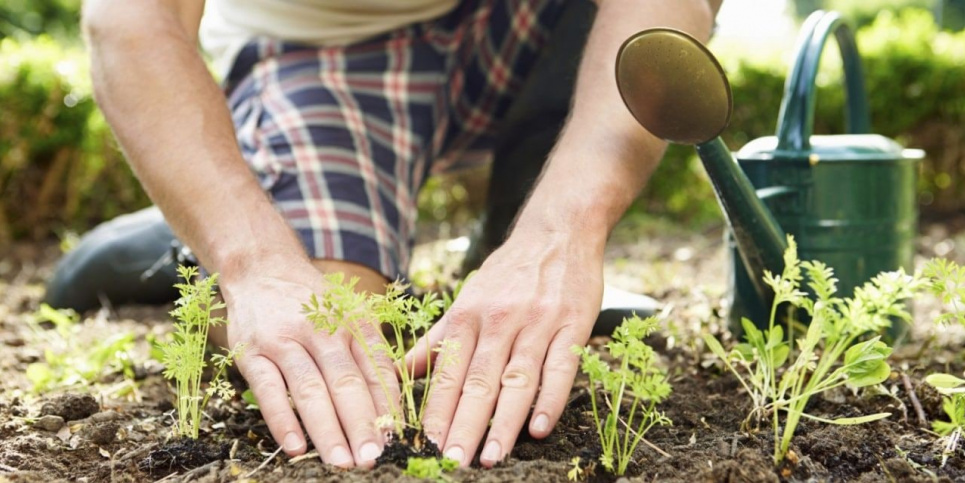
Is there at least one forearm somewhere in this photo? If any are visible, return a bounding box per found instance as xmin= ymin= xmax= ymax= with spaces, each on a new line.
xmin=513 ymin=0 xmax=721 ymax=246
xmin=83 ymin=2 xmax=307 ymax=279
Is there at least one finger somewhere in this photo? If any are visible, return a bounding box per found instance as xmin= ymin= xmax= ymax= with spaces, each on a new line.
xmin=349 ymin=323 xmax=402 ymax=427
xmin=309 ymin=335 xmax=384 ymax=468
xmin=236 ymin=354 xmax=308 ymax=457
xmin=273 ymin=347 xmax=354 ymax=467
xmin=479 ymin=331 xmax=549 ymax=467
xmin=440 ymin=323 xmax=514 ymax=467
xmin=529 ymin=330 xmax=583 ymax=439
xmin=403 ymin=317 xmax=447 ymax=379
xmin=420 ymin=312 xmax=477 ymax=449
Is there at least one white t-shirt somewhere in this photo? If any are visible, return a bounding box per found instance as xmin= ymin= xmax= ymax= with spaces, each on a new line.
xmin=200 ymin=0 xmax=459 ymax=77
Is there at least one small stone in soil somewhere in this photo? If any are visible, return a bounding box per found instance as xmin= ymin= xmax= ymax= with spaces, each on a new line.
xmin=40 ymin=394 xmax=99 ymax=421
xmin=34 ymin=415 xmax=65 ymax=432
xmin=79 ymin=422 xmax=119 ymax=446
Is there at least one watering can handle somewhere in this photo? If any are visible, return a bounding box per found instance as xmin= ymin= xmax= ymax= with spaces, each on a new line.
xmin=775 ymin=10 xmax=871 ymax=152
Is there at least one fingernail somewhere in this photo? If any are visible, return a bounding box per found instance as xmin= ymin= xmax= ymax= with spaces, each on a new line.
xmin=533 ymin=413 xmax=549 ymax=433
xmin=283 ymin=432 xmax=304 ymax=452
xmin=444 ymin=446 xmax=465 ymax=464
xmin=359 ymin=442 xmax=382 ymax=463
xmin=329 ymin=445 xmax=353 ymax=467
xmin=481 ymin=440 xmax=501 ymax=463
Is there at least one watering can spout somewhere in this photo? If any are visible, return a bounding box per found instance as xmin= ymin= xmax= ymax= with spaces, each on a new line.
xmin=614 ymin=28 xmax=788 ymax=308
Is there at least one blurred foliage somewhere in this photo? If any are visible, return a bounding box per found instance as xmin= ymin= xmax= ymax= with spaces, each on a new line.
xmin=0 ymin=8 xmax=963 ymax=242
xmin=0 ymin=0 xmax=80 ymax=41
xmin=792 ymin=0 xmax=965 ymax=30
xmin=633 ymin=8 xmax=965 ymax=223
xmin=0 ymin=36 xmax=149 ymax=242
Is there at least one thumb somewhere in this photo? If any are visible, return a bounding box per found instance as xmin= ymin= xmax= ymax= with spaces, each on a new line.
xmin=402 ymin=316 xmax=448 ymax=379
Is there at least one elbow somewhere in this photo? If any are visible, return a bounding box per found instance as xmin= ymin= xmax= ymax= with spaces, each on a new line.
xmin=81 ymin=0 xmax=118 ymax=45
xmin=81 ymin=0 xmax=172 ymax=48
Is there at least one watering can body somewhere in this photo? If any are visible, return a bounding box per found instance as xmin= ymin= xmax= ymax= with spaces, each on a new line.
xmin=726 ymin=11 xmax=924 ymax=332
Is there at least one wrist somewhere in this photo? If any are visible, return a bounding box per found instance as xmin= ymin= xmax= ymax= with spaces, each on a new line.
xmin=509 ymin=197 xmax=611 ymax=255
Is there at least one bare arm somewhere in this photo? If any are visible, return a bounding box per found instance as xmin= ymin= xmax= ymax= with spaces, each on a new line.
xmin=413 ymin=0 xmax=723 ymax=467
xmin=82 ymin=0 xmax=306 ymax=276
xmin=83 ymin=0 xmax=395 ymax=467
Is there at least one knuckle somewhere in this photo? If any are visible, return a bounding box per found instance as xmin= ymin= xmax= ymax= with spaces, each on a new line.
xmin=291 ymin=372 xmax=328 ymax=401
xmin=332 ymin=371 xmax=367 ymax=391
xmin=462 ymin=371 xmax=496 ymax=399
xmin=431 ymin=368 xmax=461 ymax=391
xmin=485 ymin=304 xmax=511 ymax=325
xmin=501 ymin=358 xmax=539 ymax=389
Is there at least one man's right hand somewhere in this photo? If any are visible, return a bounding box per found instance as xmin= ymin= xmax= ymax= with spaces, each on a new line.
xmin=221 ymin=258 xmax=399 ymax=468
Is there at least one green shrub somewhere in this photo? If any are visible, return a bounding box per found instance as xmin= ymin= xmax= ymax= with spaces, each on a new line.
xmin=0 ymin=36 xmax=149 ymax=242
xmin=637 ymin=8 xmax=965 ymax=222
xmin=1 ymin=8 xmax=962 ymax=240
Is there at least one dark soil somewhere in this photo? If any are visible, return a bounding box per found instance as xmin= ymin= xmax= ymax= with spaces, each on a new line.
xmin=4 ymin=218 xmax=965 ymax=481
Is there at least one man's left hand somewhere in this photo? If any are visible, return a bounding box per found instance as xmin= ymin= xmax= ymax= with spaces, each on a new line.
xmin=405 ymin=229 xmax=603 ymax=467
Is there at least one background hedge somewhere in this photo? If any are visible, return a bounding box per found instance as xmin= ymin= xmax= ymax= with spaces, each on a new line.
xmin=0 ymin=37 xmax=149 ymax=242
xmin=0 ymin=8 xmax=963 ymax=241
xmin=635 ymin=9 xmax=965 ymax=223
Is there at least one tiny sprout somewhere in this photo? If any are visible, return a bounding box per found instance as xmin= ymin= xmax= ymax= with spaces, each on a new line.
xmin=159 ymin=266 xmax=244 ymax=439
xmin=567 ymin=456 xmax=584 ymax=481
xmin=402 ymin=456 xmax=458 ymax=482
xmin=303 ymin=273 xmax=459 ymax=439
xmin=572 ymin=314 xmax=672 ymax=475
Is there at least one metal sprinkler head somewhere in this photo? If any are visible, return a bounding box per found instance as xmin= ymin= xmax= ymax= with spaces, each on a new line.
xmin=615 ymin=28 xmax=732 ymax=145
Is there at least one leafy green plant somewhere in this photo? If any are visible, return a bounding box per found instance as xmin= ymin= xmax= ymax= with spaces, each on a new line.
xmin=24 ymin=303 xmax=135 ymax=394
xmin=921 ymin=257 xmax=965 ymax=465
xmin=303 ymin=273 xmax=460 ymax=441
xmin=402 ymin=456 xmax=458 ymax=481
xmin=704 ymin=236 xmax=920 ymax=464
xmin=923 ymin=373 xmax=965 ymax=466
xmin=571 ymin=314 xmax=672 ymax=475
xmin=567 ymin=456 xmax=586 ymax=481
xmin=158 ymin=266 xmax=243 ymax=439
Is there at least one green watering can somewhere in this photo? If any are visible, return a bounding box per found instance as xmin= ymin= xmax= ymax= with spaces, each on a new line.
xmin=614 ymin=11 xmax=924 ymax=332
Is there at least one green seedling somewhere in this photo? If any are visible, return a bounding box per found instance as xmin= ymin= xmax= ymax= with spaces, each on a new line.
xmin=567 ymin=456 xmax=585 ymax=481
xmin=572 ymin=314 xmax=672 ymax=475
xmin=402 ymin=456 xmax=458 ymax=481
xmin=158 ymin=266 xmax=244 ymax=439
xmin=25 ymin=303 xmax=136 ymax=395
xmin=923 ymin=373 xmax=965 ymax=466
xmin=703 ymin=236 xmax=919 ymax=465
xmin=921 ymin=258 xmax=965 ymax=466
xmin=303 ymin=273 xmax=460 ymax=441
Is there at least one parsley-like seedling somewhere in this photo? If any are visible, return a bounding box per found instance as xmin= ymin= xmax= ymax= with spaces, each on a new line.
xmin=924 ymin=373 xmax=965 ymax=466
xmin=303 ymin=273 xmax=460 ymax=440
xmin=159 ymin=266 xmax=244 ymax=439
xmin=402 ymin=456 xmax=458 ymax=481
xmin=704 ymin=236 xmax=920 ymax=464
xmin=25 ymin=304 xmax=136 ymax=395
xmin=572 ymin=314 xmax=672 ymax=475
xmin=921 ymin=258 xmax=965 ymax=465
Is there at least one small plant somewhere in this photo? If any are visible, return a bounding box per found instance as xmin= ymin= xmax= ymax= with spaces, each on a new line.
xmin=923 ymin=373 xmax=965 ymax=466
xmin=704 ymin=236 xmax=919 ymax=464
xmin=303 ymin=273 xmax=460 ymax=441
xmin=922 ymin=258 xmax=965 ymax=465
xmin=571 ymin=314 xmax=672 ymax=475
xmin=567 ymin=456 xmax=585 ymax=481
xmin=25 ymin=303 xmax=136 ymax=395
xmin=402 ymin=456 xmax=458 ymax=481
xmin=158 ymin=266 xmax=243 ymax=439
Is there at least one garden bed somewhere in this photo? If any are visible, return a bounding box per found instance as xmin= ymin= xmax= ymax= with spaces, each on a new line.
xmin=3 ymin=217 xmax=965 ymax=482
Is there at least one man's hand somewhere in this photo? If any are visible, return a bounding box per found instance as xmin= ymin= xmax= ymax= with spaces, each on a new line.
xmin=406 ymin=228 xmax=604 ymax=467
xmin=221 ymin=258 xmax=399 ymax=468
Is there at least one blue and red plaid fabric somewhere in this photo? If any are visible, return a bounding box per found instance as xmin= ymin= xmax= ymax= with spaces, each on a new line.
xmin=224 ymin=0 xmax=566 ymax=280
